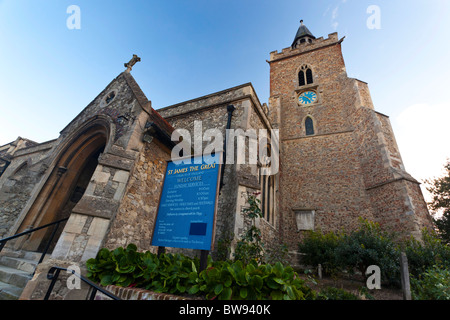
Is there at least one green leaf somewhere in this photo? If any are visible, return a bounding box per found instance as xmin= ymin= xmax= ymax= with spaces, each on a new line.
xmin=273 ymin=277 xmax=285 ymax=285
xmin=176 ymin=282 xmax=186 ymax=293
xmin=266 ymin=278 xmax=280 ymax=290
xmin=270 ymin=290 xmax=283 ymax=300
xmin=100 ymin=275 xmax=113 ymax=286
xmin=251 ymin=275 xmax=263 ymax=290
xmin=188 ymin=285 xmax=200 ymax=295
xmin=214 ymin=283 xmax=223 ymax=295
xmin=240 ymin=287 xmax=248 ymax=299
xmin=220 ymin=287 xmax=232 ymax=300
xmin=286 ymin=285 xmax=296 ymax=299
xmin=126 ymin=243 xmax=137 ymax=252
xmin=191 ymin=261 xmax=198 ymax=274
xmin=274 ymin=262 xmax=284 ymax=277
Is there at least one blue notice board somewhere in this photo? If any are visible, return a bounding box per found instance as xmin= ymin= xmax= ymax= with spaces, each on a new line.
xmin=151 ymin=153 xmax=222 ymax=251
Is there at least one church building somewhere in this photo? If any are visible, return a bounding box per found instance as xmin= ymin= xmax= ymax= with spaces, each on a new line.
xmin=0 ymin=22 xmax=433 ymax=299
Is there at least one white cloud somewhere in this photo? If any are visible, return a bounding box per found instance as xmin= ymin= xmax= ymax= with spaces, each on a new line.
xmin=393 ymin=103 xmax=450 ymax=201
xmin=332 ymin=6 xmax=339 ymax=19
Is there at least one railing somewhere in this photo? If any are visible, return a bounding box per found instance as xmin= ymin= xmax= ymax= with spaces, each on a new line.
xmin=45 ymin=266 xmax=121 ymax=300
xmin=0 ymin=217 xmax=69 ymax=264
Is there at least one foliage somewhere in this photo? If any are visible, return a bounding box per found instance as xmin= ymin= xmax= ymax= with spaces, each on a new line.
xmin=425 ymin=160 xmax=450 ymax=244
xmin=316 ymin=287 xmax=359 ymax=300
xmin=86 ymin=244 xmax=200 ymax=295
xmin=334 ymin=219 xmax=400 ymax=283
xmin=264 ymin=242 xmax=290 ymax=266
xmin=403 ymin=228 xmax=450 ymax=277
xmin=216 ymin=232 xmax=234 ymax=261
xmin=198 ymin=260 xmax=315 ymax=300
xmin=297 ymin=229 xmax=343 ymax=276
xmin=298 ymin=218 xmax=400 ymax=284
xmin=233 ymin=193 xmax=265 ymax=265
xmin=411 ymin=265 xmax=450 ymax=300
xmin=86 ymin=244 xmax=316 ymax=300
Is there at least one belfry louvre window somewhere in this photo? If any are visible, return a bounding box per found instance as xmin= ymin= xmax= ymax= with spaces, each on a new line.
xmin=299 ymin=65 xmax=313 ymax=86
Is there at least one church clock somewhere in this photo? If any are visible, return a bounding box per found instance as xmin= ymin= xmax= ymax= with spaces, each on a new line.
xmin=298 ymin=90 xmax=317 ymax=106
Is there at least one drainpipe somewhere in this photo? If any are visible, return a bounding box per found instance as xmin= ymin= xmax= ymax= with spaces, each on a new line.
xmin=219 ymin=104 xmax=235 ymax=192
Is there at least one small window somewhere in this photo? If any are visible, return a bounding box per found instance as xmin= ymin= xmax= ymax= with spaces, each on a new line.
xmin=306 ymin=69 xmax=313 ymax=84
xmin=294 ymin=210 xmax=315 ymax=231
xmin=298 ymin=71 xmax=305 ymax=86
xmin=298 ymin=65 xmax=313 ymax=86
xmin=305 ymin=117 xmax=314 ymax=136
xmin=105 ymin=92 xmax=116 ymax=104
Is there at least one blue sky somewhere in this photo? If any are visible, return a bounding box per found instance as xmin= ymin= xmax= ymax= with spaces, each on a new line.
xmin=0 ymin=0 xmax=449 ymax=197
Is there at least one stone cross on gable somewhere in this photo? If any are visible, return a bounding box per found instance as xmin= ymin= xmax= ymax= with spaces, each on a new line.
xmin=124 ymin=54 xmax=141 ymax=72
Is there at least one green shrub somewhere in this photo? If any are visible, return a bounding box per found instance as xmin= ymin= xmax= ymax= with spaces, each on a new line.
xmin=298 ymin=229 xmax=343 ymax=276
xmin=86 ymin=243 xmax=316 ymax=300
xmin=334 ymin=219 xmax=400 ymax=284
xmin=403 ymin=229 xmax=450 ymax=278
xmin=411 ymin=265 xmax=450 ymax=300
xmin=86 ymin=244 xmax=200 ymax=295
xmin=298 ymin=219 xmax=400 ymax=284
xmin=198 ymin=260 xmax=315 ymax=300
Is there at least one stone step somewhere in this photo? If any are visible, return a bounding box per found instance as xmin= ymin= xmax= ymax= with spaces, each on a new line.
xmin=0 ymin=256 xmax=38 ymax=273
xmin=0 ymin=265 xmax=32 ymax=288
xmin=0 ymin=250 xmax=51 ymax=300
xmin=0 ymin=249 xmax=49 ymax=262
xmin=0 ymin=280 xmax=23 ymax=300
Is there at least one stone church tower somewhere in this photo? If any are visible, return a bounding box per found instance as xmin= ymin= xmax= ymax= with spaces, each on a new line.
xmin=268 ymin=21 xmax=433 ymax=251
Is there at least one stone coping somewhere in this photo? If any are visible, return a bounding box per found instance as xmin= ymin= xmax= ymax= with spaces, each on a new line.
xmin=96 ymin=285 xmax=204 ymax=301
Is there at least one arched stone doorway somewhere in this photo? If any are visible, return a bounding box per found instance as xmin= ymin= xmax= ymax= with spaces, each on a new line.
xmin=16 ymin=123 xmax=109 ymax=253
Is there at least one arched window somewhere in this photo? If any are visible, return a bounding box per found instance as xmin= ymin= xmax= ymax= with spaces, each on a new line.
xmin=306 ymin=68 xmax=313 ymax=84
xmin=298 ymin=65 xmax=313 ymax=86
xmin=305 ymin=116 xmax=314 ymax=136
xmin=298 ymin=71 xmax=305 ymax=86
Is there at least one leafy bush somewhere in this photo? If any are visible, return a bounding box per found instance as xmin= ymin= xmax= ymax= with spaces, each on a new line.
xmin=411 ymin=265 xmax=450 ymax=300
xmin=86 ymin=244 xmax=199 ymax=295
xmin=334 ymin=219 xmax=400 ymax=283
xmin=86 ymin=243 xmax=316 ymax=300
xmin=298 ymin=229 xmax=343 ymax=276
xmin=298 ymin=219 xmax=400 ymax=284
xmin=403 ymin=229 xmax=450 ymax=277
xmin=197 ymin=259 xmax=315 ymax=300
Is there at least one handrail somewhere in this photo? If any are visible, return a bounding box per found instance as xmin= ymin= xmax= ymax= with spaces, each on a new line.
xmin=45 ymin=266 xmax=121 ymax=300
xmin=0 ymin=217 xmax=69 ymax=264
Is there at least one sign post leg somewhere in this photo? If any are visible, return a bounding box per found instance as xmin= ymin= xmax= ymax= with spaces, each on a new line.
xmin=199 ymin=250 xmax=209 ymax=272
xmin=157 ymin=246 xmax=166 ymax=256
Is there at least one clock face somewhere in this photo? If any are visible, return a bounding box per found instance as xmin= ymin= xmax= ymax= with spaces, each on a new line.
xmin=298 ymin=91 xmax=317 ymax=105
